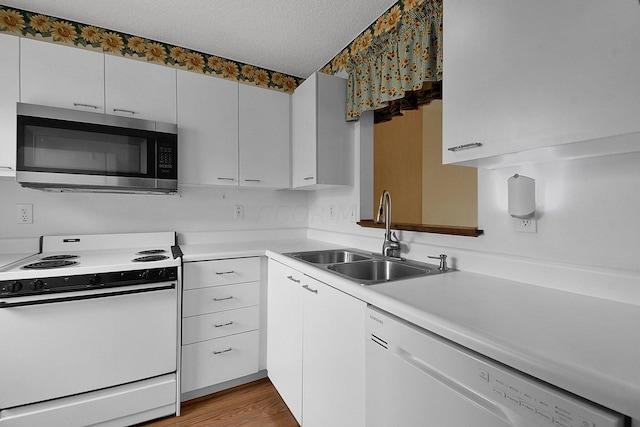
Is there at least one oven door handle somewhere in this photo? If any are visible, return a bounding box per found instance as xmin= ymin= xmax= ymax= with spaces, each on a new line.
xmin=0 ymin=284 xmax=176 ymax=308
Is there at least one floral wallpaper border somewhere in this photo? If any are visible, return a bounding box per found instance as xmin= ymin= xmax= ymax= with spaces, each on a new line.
xmin=320 ymin=0 xmax=438 ymax=76
xmin=0 ymin=4 xmax=303 ymax=93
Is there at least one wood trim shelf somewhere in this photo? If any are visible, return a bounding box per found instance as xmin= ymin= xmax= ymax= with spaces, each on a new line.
xmin=358 ymin=220 xmax=484 ymax=237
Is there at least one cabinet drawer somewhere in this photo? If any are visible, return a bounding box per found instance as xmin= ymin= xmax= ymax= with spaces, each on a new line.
xmin=182 ymin=306 xmax=260 ymax=344
xmin=183 ymin=281 xmax=260 ymax=316
xmin=184 ymin=257 xmax=261 ymax=289
xmin=181 ymin=330 xmax=260 ymax=393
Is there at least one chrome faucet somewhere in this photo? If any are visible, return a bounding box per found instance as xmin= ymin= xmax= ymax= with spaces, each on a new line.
xmin=376 ymin=190 xmax=401 ymax=258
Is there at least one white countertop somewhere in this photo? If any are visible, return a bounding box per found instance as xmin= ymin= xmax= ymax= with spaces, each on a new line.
xmin=0 ymin=253 xmax=34 ymax=270
xmin=0 ymin=237 xmax=39 ymax=269
xmin=180 ymin=239 xmax=338 ymax=262
xmin=182 ymin=239 xmax=640 ymax=419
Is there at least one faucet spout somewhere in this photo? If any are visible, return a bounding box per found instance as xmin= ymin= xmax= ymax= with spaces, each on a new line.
xmin=376 ymin=190 xmax=401 ymax=258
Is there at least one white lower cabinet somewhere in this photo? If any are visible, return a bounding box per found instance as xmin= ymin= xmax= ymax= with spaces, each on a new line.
xmin=181 ymin=330 xmax=260 ymax=392
xmin=267 ymin=259 xmax=365 ymax=427
xmin=266 ymin=260 xmax=304 ymax=422
xmin=181 ymin=257 xmax=262 ymax=395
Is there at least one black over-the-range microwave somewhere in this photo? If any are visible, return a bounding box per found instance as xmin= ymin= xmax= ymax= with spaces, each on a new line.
xmin=16 ymin=103 xmax=178 ymax=194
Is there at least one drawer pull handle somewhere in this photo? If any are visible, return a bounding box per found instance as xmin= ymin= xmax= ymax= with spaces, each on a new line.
xmin=214 ymin=321 xmax=234 ymax=328
xmin=303 ymin=176 xmax=314 ymax=181
xmin=217 ymin=177 xmax=236 ymax=181
xmin=303 ymin=284 xmax=318 ymax=294
xmin=113 ymin=108 xmax=136 ymax=115
xmin=287 ymin=275 xmax=301 ymax=283
xmin=447 ymin=142 xmax=482 ymax=152
xmin=73 ymin=103 xmax=99 ymax=109
xmin=244 ymin=179 xmax=261 ymax=182
xmin=213 ymin=296 xmax=233 ymax=301
xmin=215 ymin=271 xmax=235 ymax=275
xmin=213 ymin=347 xmax=233 ymax=355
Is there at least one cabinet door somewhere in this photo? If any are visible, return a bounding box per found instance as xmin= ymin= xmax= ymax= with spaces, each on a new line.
xmin=266 ymin=260 xmax=303 ymax=424
xmin=291 ymin=73 xmax=317 ymax=188
xmin=182 ymin=282 xmax=260 ymax=317
xmin=442 ymin=0 xmax=640 ymax=165
xmin=183 ymin=257 xmax=260 ymax=289
xmin=239 ymin=84 xmax=290 ymax=189
xmin=0 ymin=33 xmax=19 ymax=175
xmin=302 ymin=276 xmax=366 ymax=427
xmin=20 ymin=38 xmax=105 ymax=112
xmin=177 ymin=71 xmax=239 ymax=186
xmin=181 ymin=330 xmax=260 ymax=393
xmin=105 ymin=55 xmax=176 ymax=123
xmin=315 ymin=72 xmax=353 ymax=186
xmin=291 ymin=72 xmax=353 ymax=189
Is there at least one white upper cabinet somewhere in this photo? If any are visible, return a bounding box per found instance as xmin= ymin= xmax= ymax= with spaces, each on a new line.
xmin=177 ymin=70 xmax=239 ymax=187
xmin=239 ymin=84 xmax=290 ymax=189
xmin=20 ymin=37 xmax=105 ymax=112
xmin=442 ymin=0 xmax=640 ymax=168
xmin=0 ymin=33 xmax=19 ymax=176
xmin=177 ymin=73 xmax=290 ymax=189
xmin=291 ymin=72 xmax=353 ymax=189
xmin=105 ymin=55 xmax=177 ymax=123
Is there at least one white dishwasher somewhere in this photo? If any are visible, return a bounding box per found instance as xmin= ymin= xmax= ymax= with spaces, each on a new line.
xmin=366 ymin=306 xmax=626 ymax=427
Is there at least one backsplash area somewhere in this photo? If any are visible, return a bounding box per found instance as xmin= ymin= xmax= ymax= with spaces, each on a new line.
xmin=306 ymin=117 xmax=640 ymax=304
xmin=0 ymin=180 xmax=309 ymax=240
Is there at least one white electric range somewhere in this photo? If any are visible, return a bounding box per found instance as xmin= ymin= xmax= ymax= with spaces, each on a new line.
xmin=0 ymin=232 xmax=182 ymax=427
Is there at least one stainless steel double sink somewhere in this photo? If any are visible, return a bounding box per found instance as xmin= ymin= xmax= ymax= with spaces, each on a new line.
xmin=284 ymin=249 xmax=444 ymax=285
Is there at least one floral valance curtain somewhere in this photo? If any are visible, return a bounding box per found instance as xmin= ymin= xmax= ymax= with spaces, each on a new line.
xmin=321 ymin=0 xmax=443 ymax=122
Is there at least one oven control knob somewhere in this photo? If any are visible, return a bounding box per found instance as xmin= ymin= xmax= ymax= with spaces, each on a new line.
xmin=159 ymin=268 xmax=170 ymax=279
xmin=89 ymin=274 xmax=102 ymax=286
xmin=8 ymin=281 xmax=23 ymax=293
xmin=140 ymin=270 xmax=151 ymax=280
xmin=30 ymin=279 xmax=45 ymax=291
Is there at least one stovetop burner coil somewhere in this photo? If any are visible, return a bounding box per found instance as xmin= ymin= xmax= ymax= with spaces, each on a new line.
xmin=132 ymin=255 xmax=170 ymax=262
xmin=41 ymin=254 xmax=79 ymax=261
xmin=22 ymin=260 xmax=79 ymax=269
xmin=136 ymin=249 xmax=167 ymax=255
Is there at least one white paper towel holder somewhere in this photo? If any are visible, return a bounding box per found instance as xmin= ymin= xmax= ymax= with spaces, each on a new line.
xmin=508 ymin=174 xmax=537 ymax=232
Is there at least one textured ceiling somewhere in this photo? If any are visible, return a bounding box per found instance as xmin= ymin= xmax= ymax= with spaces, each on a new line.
xmin=2 ymin=0 xmax=398 ymax=78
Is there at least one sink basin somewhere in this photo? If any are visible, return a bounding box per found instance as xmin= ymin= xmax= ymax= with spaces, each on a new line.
xmin=327 ymin=260 xmax=429 ymax=284
xmin=289 ymin=250 xmax=372 ymax=264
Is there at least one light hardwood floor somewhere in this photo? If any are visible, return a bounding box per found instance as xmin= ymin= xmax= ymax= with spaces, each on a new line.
xmin=140 ymin=379 xmax=299 ymax=427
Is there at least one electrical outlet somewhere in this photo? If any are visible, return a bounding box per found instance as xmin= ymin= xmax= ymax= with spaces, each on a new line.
xmin=515 ymin=218 xmax=536 ymax=233
xmin=17 ymin=203 xmax=33 ymax=224
xmin=234 ymin=205 xmax=244 ymax=220
xmin=329 ymin=205 xmax=336 ymax=221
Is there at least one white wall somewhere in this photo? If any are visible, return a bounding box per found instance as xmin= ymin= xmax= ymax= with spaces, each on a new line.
xmin=0 ymin=180 xmax=308 ymax=240
xmin=2 ymin=112 xmax=639 ymax=302
xmin=307 ymin=113 xmax=640 ymax=303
